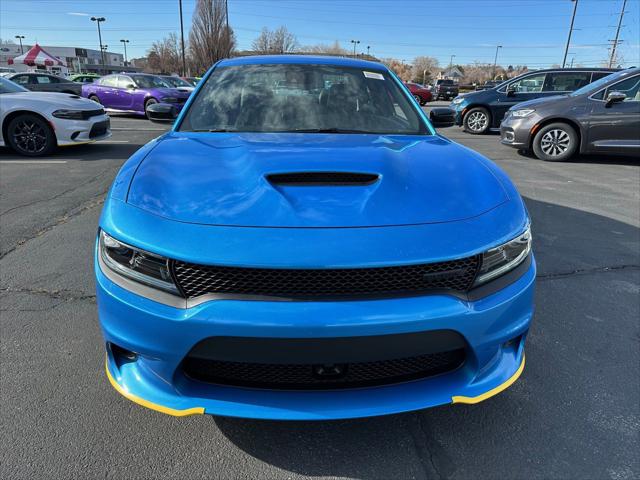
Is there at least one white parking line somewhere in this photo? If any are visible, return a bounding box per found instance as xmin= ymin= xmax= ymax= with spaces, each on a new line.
xmin=101 ymin=140 xmax=130 ymax=143
xmin=0 ymin=160 xmax=68 ymax=164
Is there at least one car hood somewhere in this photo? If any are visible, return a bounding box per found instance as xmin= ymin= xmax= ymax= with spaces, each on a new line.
xmin=2 ymin=91 xmax=100 ymax=109
xmin=148 ymin=87 xmax=191 ymax=98
xmin=508 ymin=94 xmax=570 ymax=110
xmin=126 ymin=132 xmax=509 ymax=228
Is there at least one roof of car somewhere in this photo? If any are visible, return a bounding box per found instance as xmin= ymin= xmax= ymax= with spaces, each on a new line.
xmin=218 ymin=55 xmax=387 ymax=70
xmin=525 ymin=67 xmax=620 ymax=73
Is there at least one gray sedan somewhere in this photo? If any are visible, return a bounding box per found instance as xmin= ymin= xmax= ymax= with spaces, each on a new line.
xmin=500 ymin=67 xmax=639 ymax=161
xmin=5 ymin=72 xmax=82 ymax=96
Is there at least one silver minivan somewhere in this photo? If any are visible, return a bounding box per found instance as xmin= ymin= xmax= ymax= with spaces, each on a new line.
xmin=500 ymin=68 xmax=640 ymax=161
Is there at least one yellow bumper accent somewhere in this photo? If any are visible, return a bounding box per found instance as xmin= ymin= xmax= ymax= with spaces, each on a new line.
xmin=452 ymin=354 xmax=525 ymax=405
xmin=105 ymin=359 xmax=205 ymax=417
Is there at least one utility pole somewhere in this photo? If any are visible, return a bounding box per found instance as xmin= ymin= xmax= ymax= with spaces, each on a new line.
xmin=609 ymin=0 xmax=627 ymax=68
xmin=492 ymin=45 xmax=502 ymax=79
xmin=179 ymin=0 xmax=186 ymax=76
xmin=351 ymin=40 xmax=360 ymax=57
xmin=91 ymin=17 xmax=106 ymax=74
xmin=562 ymin=0 xmax=578 ymax=68
xmin=120 ymin=39 xmax=129 ymax=67
xmin=14 ymin=35 xmax=25 ymax=54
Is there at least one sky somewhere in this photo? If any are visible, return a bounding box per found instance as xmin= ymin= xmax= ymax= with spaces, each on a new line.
xmin=1 ymin=0 xmax=639 ymax=69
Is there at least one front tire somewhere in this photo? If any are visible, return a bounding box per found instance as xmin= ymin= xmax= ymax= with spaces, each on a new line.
xmin=89 ymin=94 xmax=101 ymax=105
xmin=532 ymin=122 xmax=578 ymax=162
xmin=6 ymin=113 xmax=56 ymax=157
xmin=463 ymin=107 xmax=491 ymax=134
xmin=144 ymin=98 xmax=158 ymax=118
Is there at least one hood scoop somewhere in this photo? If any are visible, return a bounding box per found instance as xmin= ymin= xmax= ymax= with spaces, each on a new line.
xmin=267 ymin=171 xmax=379 ymax=186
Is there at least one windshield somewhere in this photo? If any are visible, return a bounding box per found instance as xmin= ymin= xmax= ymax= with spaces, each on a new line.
xmin=179 ymin=64 xmax=428 ymax=134
xmin=163 ymin=76 xmax=192 ymax=88
xmin=133 ymin=75 xmax=171 ymax=89
xmin=570 ymin=71 xmax=619 ymax=97
xmin=0 ymin=77 xmax=29 ymax=93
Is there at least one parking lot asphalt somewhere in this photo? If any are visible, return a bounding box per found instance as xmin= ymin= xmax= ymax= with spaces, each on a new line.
xmin=1 ymin=104 xmax=638 ymax=480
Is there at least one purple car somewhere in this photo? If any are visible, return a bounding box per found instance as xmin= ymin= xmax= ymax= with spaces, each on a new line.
xmin=82 ymin=74 xmax=191 ymax=117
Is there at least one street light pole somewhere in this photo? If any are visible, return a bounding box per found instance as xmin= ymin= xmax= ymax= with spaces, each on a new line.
xmin=351 ymin=40 xmax=360 ymax=57
xmin=449 ymin=54 xmax=456 ymax=71
xmin=423 ymin=69 xmax=427 ymax=85
xmin=367 ymin=45 xmax=370 ymax=56
xmin=562 ymin=0 xmax=579 ymax=68
xmin=91 ymin=17 xmax=106 ymax=74
xmin=609 ymin=0 xmax=627 ymax=68
xmin=492 ymin=45 xmax=502 ymax=79
xmin=120 ymin=39 xmax=129 ymax=67
xmin=14 ymin=35 xmax=25 ymax=54
xmin=179 ymin=0 xmax=186 ymax=76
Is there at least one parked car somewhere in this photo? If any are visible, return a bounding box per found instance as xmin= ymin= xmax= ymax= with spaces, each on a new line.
xmin=405 ymin=82 xmax=432 ymax=105
xmin=0 ymin=76 xmax=111 ymax=156
xmin=82 ymin=73 xmax=191 ymax=117
xmin=69 ymin=73 xmax=101 ymax=84
xmin=501 ymin=67 xmax=639 ymax=161
xmin=433 ymin=79 xmax=459 ymax=100
xmin=96 ymin=55 xmax=534 ymax=420
xmin=159 ymin=75 xmax=195 ymax=92
xmin=475 ymin=80 xmax=501 ymax=91
xmin=182 ymin=76 xmax=201 ymax=87
xmin=5 ymin=72 xmax=82 ymax=95
xmin=451 ymin=68 xmax=618 ymax=134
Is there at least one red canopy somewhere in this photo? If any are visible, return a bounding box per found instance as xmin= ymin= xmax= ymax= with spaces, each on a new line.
xmin=8 ymin=44 xmax=66 ymax=67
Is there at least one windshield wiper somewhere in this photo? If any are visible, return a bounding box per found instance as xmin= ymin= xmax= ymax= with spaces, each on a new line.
xmin=190 ymin=128 xmax=239 ymax=132
xmin=286 ymin=128 xmax=374 ymax=134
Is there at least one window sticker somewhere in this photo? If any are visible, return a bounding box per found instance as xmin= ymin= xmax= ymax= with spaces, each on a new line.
xmin=363 ymin=71 xmax=384 ymax=80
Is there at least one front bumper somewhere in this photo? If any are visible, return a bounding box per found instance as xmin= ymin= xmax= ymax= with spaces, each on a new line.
xmin=97 ymin=250 xmax=535 ymax=420
xmin=500 ymin=114 xmax=537 ymax=149
xmin=55 ymin=114 xmax=112 ymax=145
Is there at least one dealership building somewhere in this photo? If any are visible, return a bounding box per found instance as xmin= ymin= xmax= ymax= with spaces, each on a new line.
xmin=0 ymin=43 xmax=138 ymax=74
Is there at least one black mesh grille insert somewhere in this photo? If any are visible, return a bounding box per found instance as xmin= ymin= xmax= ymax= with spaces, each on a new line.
xmin=172 ymin=256 xmax=481 ymax=300
xmin=183 ymin=349 xmax=465 ymax=390
xmin=267 ymin=171 xmax=379 ymax=186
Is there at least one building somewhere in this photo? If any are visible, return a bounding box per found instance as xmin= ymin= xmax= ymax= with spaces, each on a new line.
xmin=0 ymin=42 xmax=139 ymax=75
xmin=437 ymin=67 xmax=464 ymax=82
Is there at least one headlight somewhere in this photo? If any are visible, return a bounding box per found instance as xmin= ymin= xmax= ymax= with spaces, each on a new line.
xmin=474 ymin=226 xmax=531 ymax=286
xmin=161 ymin=96 xmax=179 ymax=103
xmin=52 ymin=109 xmax=86 ymax=120
xmin=510 ymin=108 xmax=535 ymax=118
xmin=99 ymin=230 xmax=179 ymax=294
xmin=451 ymin=97 xmax=465 ymax=105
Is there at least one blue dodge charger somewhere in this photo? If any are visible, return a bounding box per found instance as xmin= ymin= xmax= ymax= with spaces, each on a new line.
xmin=96 ymin=55 xmax=535 ymax=420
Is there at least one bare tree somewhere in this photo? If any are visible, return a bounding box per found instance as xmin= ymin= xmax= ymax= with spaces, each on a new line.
xmin=252 ymin=26 xmax=298 ymax=54
xmin=147 ymin=33 xmax=181 ymax=74
xmin=411 ymin=56 xmax=439 ymax=85
xmin=189 ymin=0 xmax=235 ymax=75
xmin=303 ymin=41 xmax=349 ymax=56
xmin=381 ymin=58 xmax=412 ymax=81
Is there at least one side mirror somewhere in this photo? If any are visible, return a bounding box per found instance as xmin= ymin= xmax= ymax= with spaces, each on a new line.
xmin=605 ymin=91 xmax=626 ymax=108
xmin=146 ymin=103 xmax=178 ymax=123
xmin=125 ymin=83 xmax=136 ymax=90
xmin=429 ymin=107 xmax=455 ymax=128
xmin=506 ymin=85 xmax=516 ymax=97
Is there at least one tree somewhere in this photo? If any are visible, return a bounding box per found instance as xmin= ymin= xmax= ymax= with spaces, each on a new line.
xmin=147 ymin=33 xmax=181 ymax=74
xmin=411 ymin=56 xmax=439 ymax=85
xmin=381 ymin=58 xmax=412 ymax=81
xmin=303 ymin=41 xmax=348 ymax=56
xmin=189 ymin=0 xmax=235 ymax=75
xmin=252 ymin=26 xmax=298 ymax=54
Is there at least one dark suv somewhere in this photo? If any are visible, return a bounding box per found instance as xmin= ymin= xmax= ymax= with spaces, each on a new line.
xmin=433 ymin=79 xmax=459 ymax=100
xmin=500 ymin=67 xmax=639 ymax=161
xmin=450 ymin=68 xmax=618 ymax=134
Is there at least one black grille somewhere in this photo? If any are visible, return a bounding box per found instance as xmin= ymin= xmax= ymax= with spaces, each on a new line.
xmin=267 ymin=171 xmax=379 ymax=186
xmin=81 ymin=108 xmax=105 ymax=119
xmin=183 ymin=349 xmax=465 ymax=390
xmin=89 ymin=119 xmax=110 ymax=138
xmin=172 ymin=256 xmax=481 ymax=300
